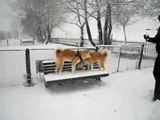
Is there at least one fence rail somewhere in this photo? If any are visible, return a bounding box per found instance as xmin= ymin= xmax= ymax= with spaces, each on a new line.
xmin=50 ymin=38 xmax=156 ymax=57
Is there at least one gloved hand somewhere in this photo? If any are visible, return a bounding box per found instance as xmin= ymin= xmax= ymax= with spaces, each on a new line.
xmin=143 ymin=34 xmax=149 ymax=41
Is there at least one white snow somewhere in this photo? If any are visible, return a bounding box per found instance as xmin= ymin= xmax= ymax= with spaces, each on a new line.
xmin=44 ymin=70 xmax=109 ymax=82
xmin=0 ymin=44 xmax=159 ymax=120
xmin=0 ymin=67 xmax=160 ymax=120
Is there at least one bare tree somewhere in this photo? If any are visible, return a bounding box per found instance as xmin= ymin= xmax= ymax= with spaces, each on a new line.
xmin=114 ymin=4 xmax=132 ymax=43
xmin=59 ymin=0 xmax=112 ymax=46
xmin=113 ymin=0 xmax=154 ymax=43
xmin=0 ymin=31 xmax=6 ymax=40
xmin=87 ymin=0 xmax=106 ymax=45
xmin=59 ymin=0 xmax=96 ymax=47
xmin=86 ymin=0 xmax=114 ymax=45
xmin=84 ymin=0 xmax=96 ymax=46
xmin=58 ymin=0 xmax=86 ymax=47
xmin=11 ymin=0 xmax=66 ymax=44
xmin=10 ymin=17 xmax=20 ymax=39
xmin=40 ymin=0 xmax=66 ymax=44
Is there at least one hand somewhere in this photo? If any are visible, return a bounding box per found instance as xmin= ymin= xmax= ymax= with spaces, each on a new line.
xmin=143 ymin=34 xmax=149 ymax=40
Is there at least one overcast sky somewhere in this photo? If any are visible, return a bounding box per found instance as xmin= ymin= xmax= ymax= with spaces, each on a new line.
xmin=0 ymin=0 xmax=13 ymax=31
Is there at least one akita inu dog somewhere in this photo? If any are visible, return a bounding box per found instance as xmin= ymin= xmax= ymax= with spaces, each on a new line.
xmin=76 ymin=49 xmax=110 ymax=71
xmin=55 ymin=49 xmax=91 ymax=73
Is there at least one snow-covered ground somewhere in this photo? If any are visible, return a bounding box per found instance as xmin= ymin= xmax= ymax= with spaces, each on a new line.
xmin=0 ymin=67 xmax=160 ymax=120
xmin=0 ymin=43 xmax=159 ymax=120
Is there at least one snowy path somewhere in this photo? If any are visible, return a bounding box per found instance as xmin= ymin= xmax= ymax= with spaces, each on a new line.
xmin=0 ymin=67 xmax=160 ymax=120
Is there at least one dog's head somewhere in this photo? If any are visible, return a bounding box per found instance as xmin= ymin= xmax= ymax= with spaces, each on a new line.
xmin=80 ymin=50 xmax=91 ymax=59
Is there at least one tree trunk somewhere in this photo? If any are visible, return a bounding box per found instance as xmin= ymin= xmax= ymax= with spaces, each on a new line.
xmin=123 ymin=25 xmax=127 ymax=43
xmin=97 ymin=16 xmax=103 ymax=45
xmin=43 ymin=31 xmax=47 ymax=43
xmin=37 ymin=30 xmax=43 ymax=43
xmin=103 ymin=3 xmax=112 ymax=45
xmin=45 ymin=25 xmax=52 ymax=44
xmin=103 ymin=11 xmax=108 ymax=45
xmin=84 ymin=0 xmax=96 ymax=47
xmin=95 ymin=0 xmax=103 ymax=45
xmin=85 ymin=20 xmax=96 ymax=46
xmin=107 ymin=7 xmax=112 ymax=45
xmin=36 ymin=25 xmax=43 ymax=43
xmin=80 ymin=24 xmax=85 ymax=47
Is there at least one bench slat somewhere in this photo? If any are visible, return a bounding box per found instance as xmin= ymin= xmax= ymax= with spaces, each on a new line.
xmin=42 ymin=60 xmax=100 ymax=74
xmin=44 ymin=69 xmax=109 ymax=82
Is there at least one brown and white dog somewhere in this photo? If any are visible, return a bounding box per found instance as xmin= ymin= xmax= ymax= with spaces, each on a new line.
xmin=76 ymin=49 xmax=110 ymax=71
xmin=55 ymin=49 xmax=91 ymax=73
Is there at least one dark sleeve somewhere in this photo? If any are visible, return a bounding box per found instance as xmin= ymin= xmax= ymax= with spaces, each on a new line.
xmin=147 ymin=27 xmax=160 ymax=43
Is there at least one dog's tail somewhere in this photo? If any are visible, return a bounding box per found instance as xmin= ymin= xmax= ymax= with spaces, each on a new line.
xmin=100 ymin=48 xmax=110 ymax=57
xmin=55 ymin=49 xmax=63 ymax=56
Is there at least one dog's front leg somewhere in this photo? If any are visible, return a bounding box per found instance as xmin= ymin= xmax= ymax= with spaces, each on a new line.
xmin=55 ymin=66 xmax=58 ymax=73
xmin=72 ymin=57 xmax=80 ymax=73
xmin=72 ymin=65 xmax=76 ymax=73
xmin=91 ymin=63 xmax=94 ymax=70
xmin=98 ymin=62 xmax=102 ymax=71
xmin=55 ymin=62 xmax=59 ymax=73
xmin=87 ymin=64 xmax=90 ymax=70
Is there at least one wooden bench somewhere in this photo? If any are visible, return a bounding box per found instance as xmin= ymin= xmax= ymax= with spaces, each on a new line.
xmin=36 ymin=60 xmax=109 ymax=87
xmin=20 ymin=39 xmax=35 ymax=46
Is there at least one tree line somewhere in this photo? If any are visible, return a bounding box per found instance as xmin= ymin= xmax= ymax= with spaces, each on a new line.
xmin=0 ymin=31 xmax=13 ymax=40
xmin=11 ymin=0 xmax=159 ymax=46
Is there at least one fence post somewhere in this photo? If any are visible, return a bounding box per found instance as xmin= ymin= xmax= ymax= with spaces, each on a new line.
xmin=25 ymin=48 xmax=32 ymax=86
xmin=117 ymin=46 xmax=122 ymax=72
xmin=7 ymin=39 xmax=9 ymax=46
xmin=33 ymin=39 xmax=35 ymax=45
xmin=138 ymin=43 xmax=144 ymax=69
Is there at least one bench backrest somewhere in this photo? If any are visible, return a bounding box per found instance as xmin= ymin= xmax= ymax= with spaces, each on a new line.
xmin=36 ymin=60 xmax=99 ymax=74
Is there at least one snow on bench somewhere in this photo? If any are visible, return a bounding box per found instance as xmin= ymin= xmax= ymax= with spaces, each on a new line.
xmin=36 ymin=60 xmax=109 ymax=87
xmin=44 ymin=70 xmax=109 ymax=82
xmin=20 ymin=39 xmax=35 ymax=46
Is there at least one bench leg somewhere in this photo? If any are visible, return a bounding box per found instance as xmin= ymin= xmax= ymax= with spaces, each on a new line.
xmin=45 ymin=82 xmax=48 ymax=88
xmin=96 ymin=76 xmax=101 ymax=81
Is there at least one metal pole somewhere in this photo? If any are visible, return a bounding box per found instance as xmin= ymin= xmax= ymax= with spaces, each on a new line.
xmin=138 ymin=43 xmax=144 ymax=69
xmin=95 ymin=44 xmax=99 ymax=52
xmin=33 ymin=39 xmax=35 ymax=45
xmin=25 ymin=48 xmax=32 ymax=86
xmin=20 ymin=39 xmax=22 ymax=46
xmin=76 ymin=41 xmax=79 ymax=49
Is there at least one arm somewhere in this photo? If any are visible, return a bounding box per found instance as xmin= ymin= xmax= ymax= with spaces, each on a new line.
xmin=145 ymin=27 xmax=160 ymax=43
